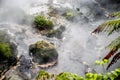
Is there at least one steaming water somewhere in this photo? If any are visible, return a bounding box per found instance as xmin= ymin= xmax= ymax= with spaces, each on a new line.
xmin=0 ymin=0 xmax=120 ymax=78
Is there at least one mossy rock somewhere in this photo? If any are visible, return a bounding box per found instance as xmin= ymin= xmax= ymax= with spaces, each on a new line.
xmin=29 ymin=41 xmax=58 ymax=68
xmin=40 ymin=26 xmax=65 ymax=39
xmin=0 ymin=31 xmax=17 ymax=77
xmin=46 ymin=26 xmax=65 ymax=39
xmin=0 ymin=42 xmax=17 ymax=77
xmin=33 ymin=15 xmax=53 ymax=30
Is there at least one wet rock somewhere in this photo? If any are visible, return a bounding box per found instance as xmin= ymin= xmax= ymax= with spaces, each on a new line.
xmin=29 ymin=41 xmax=58 ymax=68
xmin=46 ymin=25 xmax=65 ymax=39
xmin=16 ymin=55 xmax=32 ymax=73
xmin=4 ymin=70 xmax=23 ymax=80
xmin=4 ymin=55 xmax=34 ymax=80
xmin=0 ymin=30 xmax=17 ymax=77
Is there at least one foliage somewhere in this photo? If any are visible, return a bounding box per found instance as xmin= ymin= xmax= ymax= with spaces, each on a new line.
xmin=36 ymin=70 xmax=50 ymax=80
xmin=109 ymin=11 xmax=120 ymax=18
xmin=36 ymin=68 xmax=120 ymax=80
xmin=95 ymin=59 xmax=109 ymax=66
xmin=92 ymin=19 xmax=120 ymax=35
xmin=55 ymin=72 xmax=83 ymax=80
xmin=0 ymin=42 xmax=12 ymax=58
xmin=107 ymin=52 xmax=120 ymax=70
xmin=33 ymin=15 xmax=53 ymax=30
xmin=92 ymin=11 xmax=120 ymax=69
xmin=85 ymin=68 xmax=120 ymax=80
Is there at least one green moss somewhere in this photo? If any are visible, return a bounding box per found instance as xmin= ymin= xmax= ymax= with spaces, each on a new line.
xmin=65 ymin=12 xmax=73 ymax=18
xmin=36 ymin=41 xmax=54 ymax=49
xmin=33 ymin=15 xmax=53 ymax=30
xmin=36 ymin=70 xmax=50 ymax=80
xmin=0 ymin=42 xmax=12 ymax=58
xmin=55 ymin=72 xmax=83 ymax=80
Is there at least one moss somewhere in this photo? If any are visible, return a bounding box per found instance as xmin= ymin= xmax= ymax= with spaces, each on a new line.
xmin=65 ymin=12 xmax=73 ymax=18
xmin=36 ymin=70 xmax=50 ymax=80
xmin=33 ymin=15 xmax=53 ymax=30
xmin=0 ymin=42 xmax=12 ymax=59
xmin=36 ymin=41 xmax=54 ymax=49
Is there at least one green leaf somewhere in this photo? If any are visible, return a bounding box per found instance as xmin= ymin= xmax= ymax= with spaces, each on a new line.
xmin=111 ymin=71 xmax=118 ymax=77
xmin=103 ymin=75 xmax=108 ymax=80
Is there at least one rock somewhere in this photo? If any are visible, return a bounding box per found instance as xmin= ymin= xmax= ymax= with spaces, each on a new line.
xmin=4 ymin=70 xmax=23 ymax=80
xmin=0 ymin=30 xmax=17 ymax=77
xmin=4 ymin=55 xmax=34 ymax=80
xmin=29 ymin=41 xmax=58 ymax=68
xmin=46 ymin=25 xmax=65 ymax=39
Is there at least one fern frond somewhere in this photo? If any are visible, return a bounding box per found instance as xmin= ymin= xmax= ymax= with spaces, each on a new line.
xmin=109 ymin=11 xmax=120 ymax=18
xmin=107 ymin=52 xmax=120 ymax=70
xmin=103 ymin=49 xmax=117 ymax=59
xmin=104 ymin=36 xmax=120 ymax=59
xmin=92 ymin=19 xmax=120 ymax=35
xmin=107 ymin=35 xmax=120 ymax=51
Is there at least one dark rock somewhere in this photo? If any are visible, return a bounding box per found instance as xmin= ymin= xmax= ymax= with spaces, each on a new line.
xmin=29 ymin=41 xmax=58 ymax=68
xmin=46 ymin=25 xmax=65 ymax=39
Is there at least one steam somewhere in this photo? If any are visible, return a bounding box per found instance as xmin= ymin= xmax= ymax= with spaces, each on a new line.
xmin=0 ymin=0 xmax=34 ymax=24
xmin=0 ymin=0 xmax=119 ymax=77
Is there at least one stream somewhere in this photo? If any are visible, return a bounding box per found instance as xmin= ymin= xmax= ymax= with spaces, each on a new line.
xmin=0 ymin=0 xmax=120 ymax=79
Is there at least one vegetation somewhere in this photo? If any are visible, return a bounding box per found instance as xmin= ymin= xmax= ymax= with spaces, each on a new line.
xmin=92 ymin=11 xmax=120 ymax=69
xmin=33 ymin=15 xmax=53 ymax=30
xmin=65 ymin=12 xmax=73 ymax=18
xmin=36 ymin=67 xmax=120 ymax=80
xmin=36 ymin=70 xmax=50 ymax=80
xmin=0 ymin=42 xmax=12 ymax=59
xmin=56 ymin=72 xmax=83 ymax=80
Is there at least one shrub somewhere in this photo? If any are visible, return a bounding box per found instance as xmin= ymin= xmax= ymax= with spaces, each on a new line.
xmin=33 ymin=15 xmax=53 ymax=30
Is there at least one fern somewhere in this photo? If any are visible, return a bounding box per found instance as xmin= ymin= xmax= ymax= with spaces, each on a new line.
xmin=92 ymin=19 xmax=120 ymax=35
xmin=104 ymin=36 xmax=120 ymax=59
xmin=107 ymin=52 xmax=120 ymax=70
xmin=107 ymin=36 xmax=120 ymax=51
xmin=109 ymin=11 xmax=120 ymax=18
xmin=92 ymin=11 xmax=120 ymax=69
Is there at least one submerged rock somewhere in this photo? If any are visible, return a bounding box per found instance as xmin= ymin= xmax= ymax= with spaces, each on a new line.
xmin=29 ymin=41 xmax=58 ymax=68
xmin=0 ymin=30 xmax=17 ymax=77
